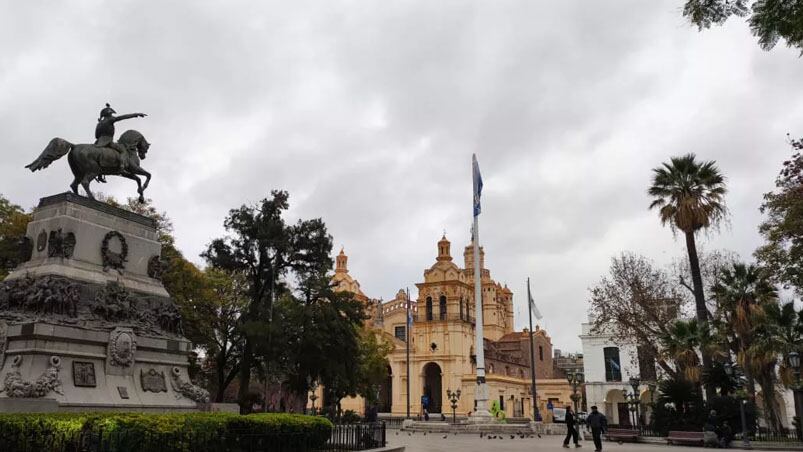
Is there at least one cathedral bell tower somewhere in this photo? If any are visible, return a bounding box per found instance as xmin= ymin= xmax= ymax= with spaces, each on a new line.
xmin=437 ymin=234 xmax=452 ymax=262
xmin=336 ymin=247 xmax=348 ymax=273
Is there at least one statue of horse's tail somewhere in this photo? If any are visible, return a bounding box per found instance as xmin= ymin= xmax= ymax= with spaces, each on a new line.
xmin=25 ymin=138 xmax=73 ymax=172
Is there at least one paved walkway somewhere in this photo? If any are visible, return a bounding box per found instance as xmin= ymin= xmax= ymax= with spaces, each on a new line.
xmin=386 ymin=432 xmax=772 ymax=451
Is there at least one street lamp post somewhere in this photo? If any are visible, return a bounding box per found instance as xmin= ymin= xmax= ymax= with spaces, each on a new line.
xmin=621 ymin=377 xmax=641 ymax=430
xmin=787 ymin=352 xmax=802 ymax=439
xmin=630 ymin=377 xmax=641 ymax=429
xmin=307 ymin=378 xmax=319 ymax=415
xmin=724 ymin=362 xmax=751 ymax=449
xmin=566 ymin=371 xmax=584 ymax=414
xmin=446 ymin=388 xmax=462 ymax=424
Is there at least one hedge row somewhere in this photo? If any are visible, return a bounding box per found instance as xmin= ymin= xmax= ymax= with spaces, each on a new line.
xmin=0 ymin=412 xmax=333 ymax=452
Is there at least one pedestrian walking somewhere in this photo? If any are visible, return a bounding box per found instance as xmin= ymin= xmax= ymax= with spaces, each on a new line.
xmin=585 ymin=405 xmax=607 ymax=452
xmin=562 ymin=405 xmax=581 ymax=448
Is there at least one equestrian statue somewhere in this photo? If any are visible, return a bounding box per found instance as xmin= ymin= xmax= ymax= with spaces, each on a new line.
xmin=26 ymin=103 xmax=152 ymax=203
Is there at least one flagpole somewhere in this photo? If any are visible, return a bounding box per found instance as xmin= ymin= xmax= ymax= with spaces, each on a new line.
xmin=527 ymin=278 xmax=539 ymax=422
xmin=406 ymin=287 xmax=411 ymax=419
xmin=471 ymin=154 xmax=491 ymax=421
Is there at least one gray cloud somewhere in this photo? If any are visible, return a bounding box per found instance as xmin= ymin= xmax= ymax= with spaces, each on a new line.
xmin=2 ymin=1 xmax=802 ymax=351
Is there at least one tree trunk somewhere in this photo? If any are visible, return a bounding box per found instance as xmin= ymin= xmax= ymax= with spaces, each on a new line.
xmin=758 ymin=371 xmax=784 ymax=432
xmin=215 ymin=351 xmax=226 ymax=403
xmin=684 ymin=230 xmax=716 ymax=401
xmin=238 ymin=337 xmax=253 ymax=413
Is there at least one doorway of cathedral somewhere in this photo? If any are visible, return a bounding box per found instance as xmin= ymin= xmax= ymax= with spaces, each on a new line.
xmin=378 ymin=363 xmax=393 ymax=413
xmin=423 ymin=362 xmax=442 ymax=413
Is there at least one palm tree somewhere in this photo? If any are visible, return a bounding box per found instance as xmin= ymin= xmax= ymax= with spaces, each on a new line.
xmin=649 ymin=154 xmax=727 ymax=399
xmin=750 ymin=301 xmax=803 ymax=432
xmin=660 ymin=319 xmax=720 ymax=384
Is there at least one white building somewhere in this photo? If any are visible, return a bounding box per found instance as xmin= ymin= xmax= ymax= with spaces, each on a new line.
xmin=579 ymin=317 xmax=656 ymax=427
xmin=580 ymin=316 xmax=797 ymax=429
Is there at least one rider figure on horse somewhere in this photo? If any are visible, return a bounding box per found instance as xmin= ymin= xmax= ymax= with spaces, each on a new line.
xmin=94 ymin=103 xmax=146 ymax=182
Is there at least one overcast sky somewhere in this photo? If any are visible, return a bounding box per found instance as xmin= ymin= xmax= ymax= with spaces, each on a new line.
xmin=2 ymin=1 xmax=802 ymax=351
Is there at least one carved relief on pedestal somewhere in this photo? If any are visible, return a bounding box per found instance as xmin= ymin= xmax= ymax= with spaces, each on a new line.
xmin=1 ymin=276 xmax=80 ymax=317
xmin=108 ymin=328 xmax=137 ymax=373
xmin=147 ymin=255 xmax=164 ymax=280
xmin=0 ymin=355 xmax=64 ymax=398
xmin=140 ymin=369 xmax=167 ymax=393
xmin=101 ymin=231 xmax=128 ymax=273
xmin=72 ymin=361 xmax=97 ymax=387
xmin=48 ymin=228 xmax=76 ymax=259
xmin=169 ymin=366 xmax=209 ymax=403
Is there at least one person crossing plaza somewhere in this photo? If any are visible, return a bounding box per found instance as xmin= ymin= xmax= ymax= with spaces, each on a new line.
xmin=585 ymin=405 xmax=608 ymax=452
xmin=562 ymin=405 xmax=582 ymax=448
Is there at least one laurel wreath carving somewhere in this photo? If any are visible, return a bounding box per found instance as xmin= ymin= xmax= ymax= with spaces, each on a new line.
xmin=101 ymin=231 xmax=128 ymax=272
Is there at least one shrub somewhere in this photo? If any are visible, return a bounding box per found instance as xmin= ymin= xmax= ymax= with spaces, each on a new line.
xmin=0 ymin=412 xmax=332 ymax=452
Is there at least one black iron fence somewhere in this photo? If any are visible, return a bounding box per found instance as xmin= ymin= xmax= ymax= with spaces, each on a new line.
xmin=743 ymin=426 xmax=802 ymax=443
xmin=0 ymin=422 xmax=386 ymax=452
xmin=321 ymin=422 xmax=386 ymax=451
xmin=603 ymin=423 xmax=803 ymax=444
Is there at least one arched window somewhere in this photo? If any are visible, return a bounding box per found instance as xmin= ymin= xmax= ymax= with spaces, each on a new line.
xmin=488 ymin=364 xmax=494 ymax=374
xmin=439 ymin=295 xmax=447 ymax=320
xmin=539 ymin=346 xmax=544 ymax=361
xmin=505 ymin=366 xmax=510 ymax=376
xmin=459 ymin=297 xmax=464 ymax=320
xmin=426 ymin=297 xmax=433 ymax=321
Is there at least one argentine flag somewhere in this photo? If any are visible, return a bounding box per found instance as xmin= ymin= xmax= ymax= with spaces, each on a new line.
xmin=473 ymin=154 xmax=483 ymax=217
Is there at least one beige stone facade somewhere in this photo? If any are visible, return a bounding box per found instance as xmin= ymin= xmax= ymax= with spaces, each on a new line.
xmin=316 ymin=236 xmax=576 ymax=421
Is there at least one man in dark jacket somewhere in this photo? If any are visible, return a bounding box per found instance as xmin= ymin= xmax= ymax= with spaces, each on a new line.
xmin=585 ymin=406 xmax=607 ymax=452
xmin=563 ymin=406 xmax=581 ymax=448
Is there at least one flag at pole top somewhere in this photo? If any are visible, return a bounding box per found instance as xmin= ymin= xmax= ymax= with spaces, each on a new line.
xmin=473 ymin=154 xmax=483 ymax=217
xmin=528 ymin=285 xmax=543 ymax=321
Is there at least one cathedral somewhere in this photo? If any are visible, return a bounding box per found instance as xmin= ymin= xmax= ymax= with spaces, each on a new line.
xmin=321 ymin=235 xmax=575 ymax=420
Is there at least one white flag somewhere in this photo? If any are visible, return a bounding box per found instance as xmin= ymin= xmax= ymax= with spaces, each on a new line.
xmin=529 ymin=289 xmax=543 ymax=320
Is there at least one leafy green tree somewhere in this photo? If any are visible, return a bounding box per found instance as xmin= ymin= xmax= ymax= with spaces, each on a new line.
xmin=355 ymin=330 xmax=392 ymax=405
xmin=682 ymin=0 xmax=803 ymax=54
xmin=0 ymin=195 xmax=31 ymax=280
xmin=202 ymin=190 xmax=334 ymax=412
xmin=649 ymin=154 xmax=728 ymax=399
xmin=193 ymin=269 xmax=246 ymax=402
xmin=756 ymin=136 xmax=803 ymax=293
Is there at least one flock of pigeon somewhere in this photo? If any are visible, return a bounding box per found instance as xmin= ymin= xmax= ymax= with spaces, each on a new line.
xmin=395 ymin=431 xmax=543 ymax=440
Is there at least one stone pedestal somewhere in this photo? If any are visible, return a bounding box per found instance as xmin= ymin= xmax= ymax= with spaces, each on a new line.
xmin=0 ymin=193 xmax=208 ymax=412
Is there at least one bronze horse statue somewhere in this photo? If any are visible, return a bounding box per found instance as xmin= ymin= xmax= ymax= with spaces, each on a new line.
xmin=26 ymin=130 xmax=152 ymax=203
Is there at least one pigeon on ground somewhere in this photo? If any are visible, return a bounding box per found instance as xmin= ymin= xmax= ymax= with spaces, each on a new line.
xmin=442 ymin=435 xmax=448 ymax=439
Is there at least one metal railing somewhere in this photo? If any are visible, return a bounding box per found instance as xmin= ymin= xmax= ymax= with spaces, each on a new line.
xmin=744 ymin=427 xmax=802 ymax=443
xmin=321 ymin=422 xmax=386 ymax=451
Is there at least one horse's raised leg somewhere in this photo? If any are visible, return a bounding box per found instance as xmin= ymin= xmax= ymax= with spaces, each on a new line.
xmin=126 ymin=164 xmax=151 ymax=201
xmin=120 ymin=172 xmax=145 ymax=203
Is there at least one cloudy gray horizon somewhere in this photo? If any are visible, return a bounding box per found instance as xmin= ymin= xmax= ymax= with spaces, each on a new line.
xmin=2 ymin=1 xmax=802 ymax=352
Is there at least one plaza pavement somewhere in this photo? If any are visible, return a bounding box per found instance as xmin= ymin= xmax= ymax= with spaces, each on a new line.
xmin=386 ymin=432 xmax=740 ymax=452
